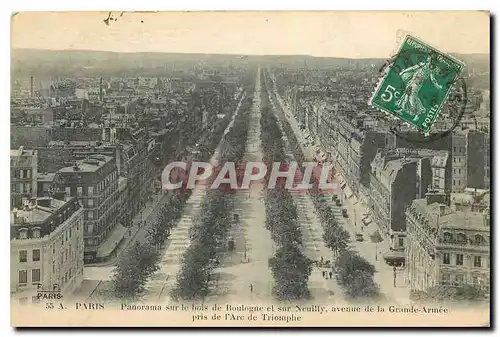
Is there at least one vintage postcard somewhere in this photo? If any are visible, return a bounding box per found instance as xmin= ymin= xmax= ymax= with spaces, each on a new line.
xmin=10 ymin=11 xmax=490 ymax=327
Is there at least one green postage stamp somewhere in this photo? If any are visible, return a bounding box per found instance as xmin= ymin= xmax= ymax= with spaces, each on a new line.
xmin=369 ymin=35 xmax=465 ymax=134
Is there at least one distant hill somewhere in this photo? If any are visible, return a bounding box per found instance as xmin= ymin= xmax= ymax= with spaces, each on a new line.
xmin=11 ymin=48 xmax=489 ymax=79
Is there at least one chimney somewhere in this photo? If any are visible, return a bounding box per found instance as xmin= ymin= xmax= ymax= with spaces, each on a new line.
xmin=11 ymin=209 xmax=18 ymax=224
xmin=483 ymin=208 xmax=490 ymax=227
xmin=99 ymin=78 xmax=103 ymax=102
xmin=439 ymin=204 xmax=446 ymax=216
xmin=425 ymin=189 xmax=448 ymax=205
xmin=36 ymin=197 xmax=52 ymax=208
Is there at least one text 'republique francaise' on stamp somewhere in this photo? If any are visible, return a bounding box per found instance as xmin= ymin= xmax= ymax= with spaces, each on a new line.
xmin=369 ymin=35 xmax=465 ymax=135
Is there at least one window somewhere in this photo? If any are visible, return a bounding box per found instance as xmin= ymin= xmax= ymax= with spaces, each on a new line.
xmin=443 ymin=232 xmax=452 ymax=242
xmin=443 ymin=253 xmax=450 ymax=264
xmin=474 ymin=256 xmax=482 ymax=268
xmin=456 ymin=254 xmax=463 ymax=266
xmin=88 ymin=211 xmax=94 ymax=220
xmin=32 ymin=269 xmax=41 ymax=283
xmin=453 ymin=180 xmax=456 ymax=186
xmin=88 ymin=199 xmax=94 ymax=207
xmin=458 ymin=180 xmax=461 ymax=185
xmin=18 ymin=270 xmax=27 ymax=284
xmin=88 ymin=187 xmax=94 ymax=196
xmin=32 ymin=228 xmax=40 ymax=238
xmin=457 ymin=233 xmax=467 ymax=243
xmin=398 ymin=237 xmax=404 ymax=247
xmin=453 ymin=157 xmax=456 ymax=163
xmin=65 ymin=187 xmax=71 ymax=197
xmin=32 ymin=249 xmax=40 ymax=262
xmin=19 ymin=250 xmax=27 ymax=263
xmin=441 ymin=273 xmax=450 ymax=285
xmin=474 ymin=235 xmax=483 ymax=245
xmin=87 ymin=224 xmax=94 ymax=234
xmin=19 ymin=229 xmax=28 ymax=239
xmin=455 ymin=274 xmax=465 ymax=285
xmin=69 ymin=228 xmax=72 ymax=238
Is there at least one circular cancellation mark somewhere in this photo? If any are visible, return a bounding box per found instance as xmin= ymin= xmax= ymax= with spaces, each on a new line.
xmin=377 ymin=48 xmax=468 ymax=144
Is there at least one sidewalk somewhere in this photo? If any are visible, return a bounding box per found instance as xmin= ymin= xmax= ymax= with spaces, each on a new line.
xmin=271 ymin=80 xmax=410 ymax=304
xmin=85 ymin=193 xmax=167 ymax=267
xmin=331 ymin=174 xmax=411 ymax=304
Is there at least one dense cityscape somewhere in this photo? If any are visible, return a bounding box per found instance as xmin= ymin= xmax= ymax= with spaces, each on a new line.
xmin=10 ymin=49 xmax=490 ymax=309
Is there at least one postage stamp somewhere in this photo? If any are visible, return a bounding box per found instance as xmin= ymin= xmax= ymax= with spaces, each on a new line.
xmin=369 ymin=35 xmax=465 ymax=134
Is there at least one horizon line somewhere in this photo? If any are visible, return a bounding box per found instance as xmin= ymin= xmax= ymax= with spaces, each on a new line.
xmin=12 ymin=47 xmax=490 ymax=60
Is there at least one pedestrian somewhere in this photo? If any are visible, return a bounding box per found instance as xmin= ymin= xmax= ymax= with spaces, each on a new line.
xmin=250 ymin=284 xmax=253 ymax=295
xmin=329 ymin=271 xmax=333 ymax=279
xmin=322 ymin=271 xmax=327 ymax=278
xmin=320 ymin=256 xmax=324 ymax=264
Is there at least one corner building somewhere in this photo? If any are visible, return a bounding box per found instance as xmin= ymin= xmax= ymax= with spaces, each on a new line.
xmin=52 ymin=155 xmax=121 ymax=263
xmin=406 ymin=192 xmax=490 ymax=292
xmin=10 ymin=197 xmax=84 ymax=305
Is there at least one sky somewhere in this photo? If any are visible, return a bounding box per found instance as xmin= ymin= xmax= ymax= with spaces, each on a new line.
xmin=11 ymin=11 xmax=490 ymax=58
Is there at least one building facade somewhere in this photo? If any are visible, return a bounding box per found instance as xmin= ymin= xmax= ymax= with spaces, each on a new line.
xmin=451 ymin=131 xmax=468 ymax=192
xmin=368 ymin=150 xmax=420 ymax=250
xmin=11 ymin=147 xmax=38 ymax=208
xmin=406 ymin=192 xmax=490 ymax=293
xmin=52 ymin=155 xmax=121 ymax=263
xmin=10 ymin=197 xmax=84 ymax=305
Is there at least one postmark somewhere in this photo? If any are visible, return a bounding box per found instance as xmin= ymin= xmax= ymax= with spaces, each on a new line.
xmin=369 ymin=35 xmax=465 ymax=135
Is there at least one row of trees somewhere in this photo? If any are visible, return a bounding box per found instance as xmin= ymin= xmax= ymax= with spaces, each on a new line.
xmin=266 ymin=76 xmax=380 ymax=301
xmin=171 ymin=91 xmax=254 ymax=300
xmin=110 ymin=177 xmax=195 ymax=301
xmin=172 ymin=189 xmax=231 ymax=300
xmin=334 ymin=250 xmax=380 ymax=300
xmin=146 ymin=193 xmax=189 ymax=251
xmin=110 ymin=241 xmax=160 ymax=302
xmin=260 ymin=77 xmax=313 ymax=301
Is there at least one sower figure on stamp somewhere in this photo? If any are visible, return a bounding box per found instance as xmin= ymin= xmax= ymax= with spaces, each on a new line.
xmin=395 ymin=55 xmax=443 ymax=121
